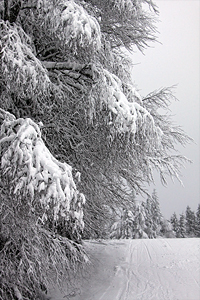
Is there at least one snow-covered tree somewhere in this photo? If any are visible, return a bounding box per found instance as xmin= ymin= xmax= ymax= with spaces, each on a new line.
xmin=185 ymin=206 xmax=196 ymax=236
xmin=142 ymin=190 xmax=162 ymax=238
xmin=0 ymin=0 xmax=191 ymax=238
xmin=177 ymin=213 xmax=186 ymax=238
xmin=110 ymin=191 xmax=163 ymax=240
xmin=110 ymin=202 xmax=148 ymax=239
xmin=132 ymin=202 xmax=147 ymax=238
xmin=195 ymin=204 xmax=200 ymax=237
xmin=150 ymin=189 xmax=162 ymax=235
xmin=170 ymin=212 xmax=179 ymax=237
xmin=0 ymin=0 xmax=192 ymax=297
xmin=160 ymin=219 xmax=175 ymax=238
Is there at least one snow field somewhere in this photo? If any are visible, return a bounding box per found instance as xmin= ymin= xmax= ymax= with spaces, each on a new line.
xmin=50 ymin=238 xmax=200 ymax=300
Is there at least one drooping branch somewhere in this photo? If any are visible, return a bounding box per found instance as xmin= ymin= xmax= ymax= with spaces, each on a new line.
xmin=0 ymin=110 xmax=86 ymax=238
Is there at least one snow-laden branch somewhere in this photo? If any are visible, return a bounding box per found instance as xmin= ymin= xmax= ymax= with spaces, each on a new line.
xmin=107 ymin=0 xmax=158 ymax=14
xmin=41 ymin=0 xmax=101 ymax=51
xmin=99 ymin=69 xmax=163 ymax=138
xmin=0 ymin=20 xmax=51 ymax=98
xmin=0 ymin=110 xmax=85 ymax=232
xmin=110 ymin=0 xmax=141 ymax=14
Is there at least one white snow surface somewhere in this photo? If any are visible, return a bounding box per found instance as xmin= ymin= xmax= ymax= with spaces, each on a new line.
xmin=50 ymin=238 xmax=200 ymax=300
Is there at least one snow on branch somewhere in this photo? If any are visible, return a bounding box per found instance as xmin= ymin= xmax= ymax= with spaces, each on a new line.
xmin=0 ymin=109 xmax=85 ymax=233
xmin=0 ymin=20 xmax=51 ymax=98
xmin=41 ymin=0 xmax=101 ymax=52
xmin=109 ymin=0 xmax=158 ymax=13
xmin=111 ymin=0 xmax=141 ymax=14
xmin=96 ymin=69 xmax=163 ymax=140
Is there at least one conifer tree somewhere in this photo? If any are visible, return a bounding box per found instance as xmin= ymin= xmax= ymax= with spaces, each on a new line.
xmin=151 ymin=189 xmax=162 ymax=235
xmin=0 ymin=109 xmax=87 ymax=300
xmin=185 ymin=206 xmax=196 ymax=236
xmin=170 ymin=212 xmax=179 ymax=237
xmin=143 ymin=190 xmax=162 ymax=238
xmin=0 ymin=0 xmax=192 ymax=298
xmin=195 ymin=204 xmax=200 ymax=237
xmin=178 ymin=213 xmax=186 ymax=238
xmin=0 ymin=0 xmax=191 ymax=238
xmin=132 ymin=202 xmax=147 ymax=238
xmin=144 ymin=195 xmax=153 ymax=235
xmin=110 ymin=202 xmax=147 ymax=239
xmin=160 ymin=218 xmax=175 ymax=238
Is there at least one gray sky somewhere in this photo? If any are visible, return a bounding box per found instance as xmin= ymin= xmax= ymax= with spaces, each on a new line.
xmin=131 ymin=0 xmax=200 ymax=218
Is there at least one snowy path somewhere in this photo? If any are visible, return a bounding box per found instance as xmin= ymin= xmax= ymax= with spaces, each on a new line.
xmin=50 ymin=238 xmax=200 ymax=300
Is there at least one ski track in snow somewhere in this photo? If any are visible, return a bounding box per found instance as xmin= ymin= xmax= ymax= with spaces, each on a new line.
xmin=50 ymin=238 xmax=200 ymax=300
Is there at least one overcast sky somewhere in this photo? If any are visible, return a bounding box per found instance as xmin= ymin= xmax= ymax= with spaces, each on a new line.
xmin=131 ymin=0 xmax=200 ymax=218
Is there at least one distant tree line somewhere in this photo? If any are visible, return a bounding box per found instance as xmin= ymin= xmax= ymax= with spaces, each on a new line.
xmin=110 ymin=189 xmax=174 ymax=239
xmin=110 ymin=190 xmax=200 ymax=239
xmin=170 ymin=204 xmax=200 ymax=238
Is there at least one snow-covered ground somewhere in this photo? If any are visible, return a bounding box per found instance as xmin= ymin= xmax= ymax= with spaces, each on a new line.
xmin=50 ymin=238 xmax=200 ymax=300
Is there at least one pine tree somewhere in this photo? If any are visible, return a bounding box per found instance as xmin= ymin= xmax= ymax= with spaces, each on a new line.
xmin=0 ymin=109 xmax=87 ymax=300
xmin=110 ymin=202 xmax=148 ymax=239
xmin=120 ymin=209 xmax=134 ymax=239
xmin=0 ymin=0 xmax=191 ymax=238
xmin=195 ymin=204 xmax=200 ymax=237
xmin=151 ymin=189 xmax=163 ymax=236
xmin=132 ymin=202 xmax=147 ymax=238
xmin=143 ymin=190 xmax=162 ymax=238
xmin=0 ymin=0 xmax=192 ymax=298
xmin=144 ymin=195 xmax=152 ymax=234
xmin=160 ymin=219 xmax=175 ymax=238
xmin=185 ymin=206 xmax=196 ymax=236
xmin=170 ymin=212 xmax=179 ymax=237
xmin=178 ymin=213 xmax=186 ymax=238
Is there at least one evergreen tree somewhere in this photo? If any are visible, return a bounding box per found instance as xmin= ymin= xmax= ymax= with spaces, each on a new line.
xmin=185 ymin=206 xmax=196 ymax=236
xmin=170 ymin=212 xmax=179 ymax=237
xmin=110 ymin=202 xmax=148 ymax=239
xmin=144 ymin=195 xmax=153 ymax=236
xmin=0 ymin=0 xmax=191 ymax=239
xmin=178 ymin=213 xmax=186 ymax=238
xmin=132 ymin=202 xmax=147 ymax=238
xmin=0 ymin=0 xmax=192 ymax=298
xmin=160 ymin=218 xmax=175 ymax=238
xmin=143 ymin=190 xmax=162 ymax=238
xmin=151 ymin=189 xmax=163 ymax=235
xmin=195 ymin=204 xmax=200 ymax=237
xmin=120 ymin=208 xmax=134 ymax=239
xmin=0 ymin=109 xmax=86 ymax=300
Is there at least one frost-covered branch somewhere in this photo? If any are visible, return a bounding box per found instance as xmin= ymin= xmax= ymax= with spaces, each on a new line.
xmin=0 ymin=110 xmax=85 ymax=234
xmin=89 ymin=69 xmax=163 ymax=142
xmin=38 ymin=0 xmax=101 ymax=53
xmin=0 ymin=20 xmax=51 ymax=98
